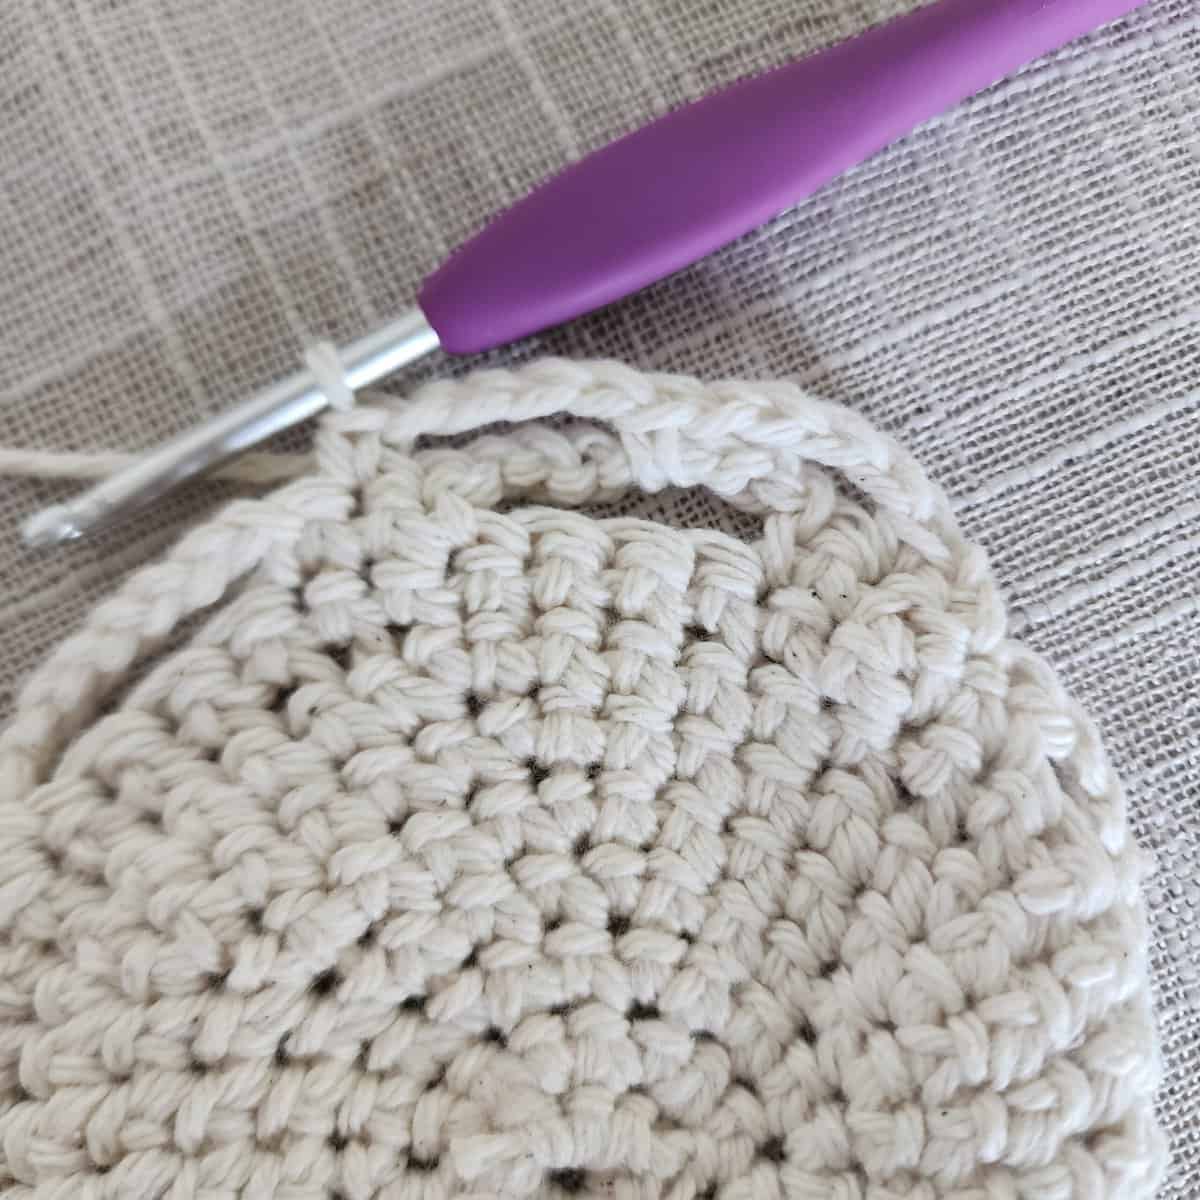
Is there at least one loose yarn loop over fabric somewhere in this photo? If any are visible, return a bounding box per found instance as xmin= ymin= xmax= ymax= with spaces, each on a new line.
xmin=0 ymin=360 xmax=1166 ymax=1199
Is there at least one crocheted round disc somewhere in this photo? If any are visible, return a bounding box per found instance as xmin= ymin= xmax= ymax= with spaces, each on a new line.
xmin=0 ymin=363 xmax=1165 ymax=1199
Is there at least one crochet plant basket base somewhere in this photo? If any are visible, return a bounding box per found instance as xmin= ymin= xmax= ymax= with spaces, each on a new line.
xmin=0 ymin=362 xmax=1167 ymax=1200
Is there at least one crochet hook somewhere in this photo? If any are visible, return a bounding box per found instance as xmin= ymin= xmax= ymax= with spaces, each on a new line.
xmin=25 ymin=0 xmax=1148 ymax=547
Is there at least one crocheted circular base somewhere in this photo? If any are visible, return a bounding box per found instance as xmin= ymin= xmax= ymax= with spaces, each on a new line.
xmin=0 ymin=363 xmax=1166 ymax=1199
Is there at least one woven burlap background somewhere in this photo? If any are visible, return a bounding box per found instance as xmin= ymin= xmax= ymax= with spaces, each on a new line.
xmin=1 ymin=0 xmax=1197 ymax=1190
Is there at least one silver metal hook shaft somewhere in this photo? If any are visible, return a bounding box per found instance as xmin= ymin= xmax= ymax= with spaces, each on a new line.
xmin=23 ymin=309 xmax=439 ymax=548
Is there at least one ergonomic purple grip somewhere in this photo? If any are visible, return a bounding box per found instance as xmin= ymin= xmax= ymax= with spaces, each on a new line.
xmin=420 ymin=0 xmax=1148 ymax=355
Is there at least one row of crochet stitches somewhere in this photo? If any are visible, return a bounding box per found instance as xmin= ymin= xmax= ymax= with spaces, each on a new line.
xmin=0 ymin=363 xmax=1165 ymax=1198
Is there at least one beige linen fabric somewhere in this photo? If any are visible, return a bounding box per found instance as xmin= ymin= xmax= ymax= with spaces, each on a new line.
xmin=0 ymin=0 xmax=1196 ymax=1192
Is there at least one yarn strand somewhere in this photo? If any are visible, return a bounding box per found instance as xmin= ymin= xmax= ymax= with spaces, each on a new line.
xmin=0 ymin=445 xmax=310 ymax=484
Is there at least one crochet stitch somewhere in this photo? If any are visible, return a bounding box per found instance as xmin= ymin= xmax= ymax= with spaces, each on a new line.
xmin=0 ymin=361 xmax=1166 ymax=1199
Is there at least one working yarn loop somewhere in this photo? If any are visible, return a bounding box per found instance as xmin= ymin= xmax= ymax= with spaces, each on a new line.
xmin=305 ymin=340 xmax=357 ymax=413
xmin=0 ymin=360 xmax=1166 ymax=1199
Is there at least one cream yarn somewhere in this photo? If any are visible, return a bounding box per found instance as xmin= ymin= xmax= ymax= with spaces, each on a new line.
xmin=0 ymin=361 xmax=1167 ymax=1199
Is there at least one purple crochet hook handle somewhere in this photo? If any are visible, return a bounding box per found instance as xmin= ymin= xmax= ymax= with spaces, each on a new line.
xmin=421 ymin=0 xmax=1147 ymax=354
